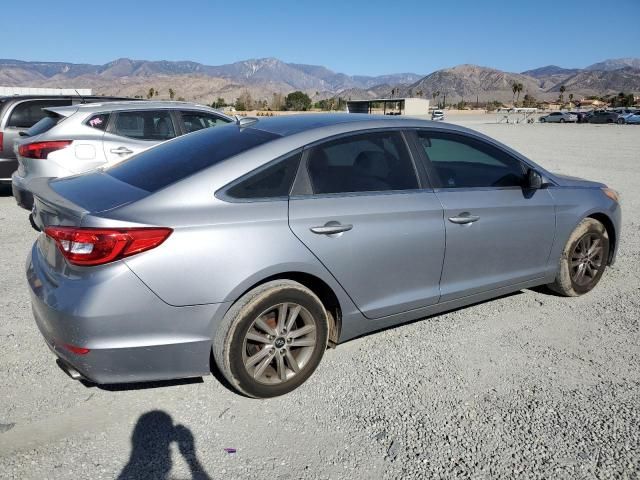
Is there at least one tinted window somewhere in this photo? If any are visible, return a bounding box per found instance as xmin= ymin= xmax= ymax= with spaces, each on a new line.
xmin=107 ymin=125 xmax=278 ymax=192
xmin=225 ymin=152 xmax=301 ymax=200
xmin=417 ymin=132 xmax=525 ymax=188
xmin=86 ymin=113 xmax=110 ymax=131
xmin=307 ymin=131 xmax=418 ymax=194
xmin=26 ymin=114 xmax=65 ymax=136
xmin=181 ymin=111 xmax=230 ymax=133
xmin=7 ymin=99 xmax=70 ymax=128
xmin=114 ymin=110 xmax=175 ymax=141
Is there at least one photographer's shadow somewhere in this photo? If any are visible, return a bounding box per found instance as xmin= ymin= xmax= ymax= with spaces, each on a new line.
xmin=118 ymin=410 xmax=212 ymax=480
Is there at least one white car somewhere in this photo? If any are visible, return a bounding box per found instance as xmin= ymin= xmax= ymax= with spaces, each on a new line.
xmin=431 ymin=110 xmax=445 ymax=121
xmin=11 ymin=101 xmax=233 ymax=209
xmin=539 ymin=111 xmax=578 ymax=123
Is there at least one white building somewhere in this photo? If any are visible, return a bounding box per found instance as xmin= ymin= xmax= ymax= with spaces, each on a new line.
xmin=0 ymin=86 xmax=92 ymax=96
xmin=346 ymin=97 xmax=430 ymax=116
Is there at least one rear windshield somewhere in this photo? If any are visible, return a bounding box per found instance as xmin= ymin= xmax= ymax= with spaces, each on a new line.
xmin=26 ymin=114 xmax=65 ymax=136
xmin=106 ymin=124 xmax=279 ymax=192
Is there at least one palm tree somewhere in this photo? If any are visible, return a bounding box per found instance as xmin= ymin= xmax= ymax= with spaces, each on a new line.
xmin=568 ymin=93 xmax=574 ymax=106
xmin=169 ymin=88 xmax=175 ymax=100
xmin=416 ymin=89 xmax=423 ymax=98
xmin=515 ymin=83 xmax=524 ymax=106
xmin=511 ymin=82 xmax=518 ymax=106
xmin=559 ymin=85 xmax=566 ymax=104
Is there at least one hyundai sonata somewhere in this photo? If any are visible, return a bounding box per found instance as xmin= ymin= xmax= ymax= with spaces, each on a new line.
xmin=26 ymin=114 xmax=621 ymax=398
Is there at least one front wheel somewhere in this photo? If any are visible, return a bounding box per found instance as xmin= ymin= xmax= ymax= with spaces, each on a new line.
xmin=617 ymin=118 xmax=625 ymax=124
xmin=540 ymin=117 xmax=546 ymax=123
xmin=559 ymin=118 xmax=566 ymax=123
xmin=548 ymin=218 xmax=609 ymax=296
xmin=213 ymin=280 xmax=329 ymax=398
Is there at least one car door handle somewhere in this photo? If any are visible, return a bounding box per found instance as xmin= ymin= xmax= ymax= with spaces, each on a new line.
xmin=110 ymin=147 xmax=133 ymax=155
xmin=448 ymin=213 xmax=480 ymax=224
xmin=310 ymin=223 xmax=353 ymax=235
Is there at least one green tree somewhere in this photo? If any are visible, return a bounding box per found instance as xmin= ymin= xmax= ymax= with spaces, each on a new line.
xmin=284 ymin=91 xmax=312 ymax=111
xmin=515 ymin=83 xmax=524 ymax=106
xmin=559 ymin=85 xmax=566 ymax=104
xmin=147 ymin=87 xmax=155 ymax=99
xmin=511 ymin=82 xmax=518 ymax=105
xmin=235 ymin=90 xmax=254 ymax=111
xmin=169 ymin=88 xmax=175 ymax=100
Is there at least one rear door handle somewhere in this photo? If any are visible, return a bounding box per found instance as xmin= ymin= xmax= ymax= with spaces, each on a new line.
xmin=110 ymin=147 xmax=133 ymax=155
xmin=448 ymin=212 xmax=480 ymax=224
xmin=310 ymin=223 xmax=353 ymax=235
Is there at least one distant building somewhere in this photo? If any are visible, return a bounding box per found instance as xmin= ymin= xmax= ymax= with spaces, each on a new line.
xmin=346 ymin=97 xmax=430 ymax=116
xmin=0 ymin=86 xmax=93 ymax=96
xmin=576 ymin=98 xmax=607 ymax=109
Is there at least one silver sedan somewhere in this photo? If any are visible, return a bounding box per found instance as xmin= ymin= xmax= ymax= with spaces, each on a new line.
xmin=26 ymin=114 xmax=621 ymax=397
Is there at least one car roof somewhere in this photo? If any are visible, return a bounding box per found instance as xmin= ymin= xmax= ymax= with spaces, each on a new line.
xmin=246 ymin=113 xmax=466 ymax=137
xmin=44 ymin=100 xmax=231 ymax=116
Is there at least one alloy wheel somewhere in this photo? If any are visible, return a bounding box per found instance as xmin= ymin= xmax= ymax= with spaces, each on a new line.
xmin=570 ymin=233 xmax=604 ymax=287
xmin=242 ymin=302 xmax=317 ymax=385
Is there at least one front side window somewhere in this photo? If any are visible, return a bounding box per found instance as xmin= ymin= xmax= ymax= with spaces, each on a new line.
xmin=181 ymin=111 xmax=231 ymax=133
xmin=416 ymin=131 xmax=525 ymax=189
xmin=306 ymin=131 xmax=418 ymax=194
xmin=225 ymin=152 xmax=301 ymax=200
xmin=113 ymin=110 xmax=176 ymax=141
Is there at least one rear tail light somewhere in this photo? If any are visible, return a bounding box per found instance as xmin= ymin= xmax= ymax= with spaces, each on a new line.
xmin=18 ymin=140 xmax=72 ymax=159
xmin=62 ymin=343 xmax=90 ymax=355
xmin=0 ymin=132 xmax=3 ymax=152
xmin=44 ymin=227 xmax=172 ymax=266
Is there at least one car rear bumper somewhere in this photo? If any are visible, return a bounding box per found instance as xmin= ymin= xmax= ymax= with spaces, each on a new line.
xmin=12 ymin=176 xmax=33 ymax=210
xmin=27 ymin=242 xmax=229 ymax=384
xmin=0 ymin=157 xmax=18 ymax=184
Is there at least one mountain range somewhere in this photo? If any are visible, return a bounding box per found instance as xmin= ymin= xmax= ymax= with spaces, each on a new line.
xmin=1 ymin=56 xmax=639 ymax=105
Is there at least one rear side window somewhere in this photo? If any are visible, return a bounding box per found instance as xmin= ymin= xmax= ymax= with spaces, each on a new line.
xmin=113 ymin=110 xmax=176 ymax=141
xmin=181 ymin=111 xmax=231 ymax=133
xmin=86 ymin=113 xmax=110 ymax=131
xmin=307 ymin=131 xmax=418 ymax=194
xmin=224 ymin=152 xmax=301 ymax=200
xmin=107 ymin=125 xmax=278 ymax=192
xmin=7 ymin=99 xmax=71 ymax=128
xmin=416 ymin=131 xmax=525 ymax=188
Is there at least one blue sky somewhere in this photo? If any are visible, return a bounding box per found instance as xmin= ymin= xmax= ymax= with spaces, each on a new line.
xmin=3 ymin=0 xmax=639 ymax=76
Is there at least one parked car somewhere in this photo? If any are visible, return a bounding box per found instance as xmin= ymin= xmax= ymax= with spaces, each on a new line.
xmin=618 ymin=110 xmax=640 ymax=124
xmin=0 ymin=95 xmax=136 ymax=185
xmin=12 ymin=101 xmax=233 ymax=209
xmin=26 ymin=114 xmax=621 ymax=398
xmin=587 ymin=110 xmax=622 ymax=124
xmin=623 ymin=111 xmax=640 ymax=124
xmin=539 ymin=111 xmax=577 ymax=123
xmin=431 ymin=109 xmax=445 ymax=121
xmin=569 ymin=111 xmax=591 ymax=123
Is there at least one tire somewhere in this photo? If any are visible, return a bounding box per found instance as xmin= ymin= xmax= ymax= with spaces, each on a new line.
xmin=617 ymin=118 xmax=625 ymax=124
xmin=213 ymin=280 xmax=329 ymax=398
xmin=560 ymin=118 xmax=565 ymax=123
xmin=540 ymin=117 xmax=546 ymax=123
xmin=548 ymin=218 xmax=609 ymax=297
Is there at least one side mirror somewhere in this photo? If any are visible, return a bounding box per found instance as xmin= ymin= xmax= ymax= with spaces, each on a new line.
xmin=526 ymin=168 xmax=543 ymax=189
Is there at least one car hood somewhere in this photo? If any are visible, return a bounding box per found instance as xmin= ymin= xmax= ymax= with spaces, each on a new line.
xmin=549 ymin=172 xmax=606 ymax=188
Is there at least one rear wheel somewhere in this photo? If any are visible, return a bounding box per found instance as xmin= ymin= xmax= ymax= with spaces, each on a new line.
xmin=213 ymin=280 xmax=329 ymax=398
xmin=540 ymin=117 xmax=546 ymax=123
xmin=560 ymin=118 xmax=565 ymax=123
xmin=548 ymin=218 xmax=609 ymax=296
xmin=617 ymin=118 xmax=625 ymax=124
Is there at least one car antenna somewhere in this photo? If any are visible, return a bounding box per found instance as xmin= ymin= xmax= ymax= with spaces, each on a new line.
xmin=75 ymin=89 xmax=87 ymax=104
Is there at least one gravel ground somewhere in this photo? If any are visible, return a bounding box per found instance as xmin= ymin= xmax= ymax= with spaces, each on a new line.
xmin=0 ymin=119 xmax=639 ymax=479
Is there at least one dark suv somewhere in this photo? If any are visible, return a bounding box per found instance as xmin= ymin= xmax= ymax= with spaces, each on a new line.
xmin=0 ymin=95 xmax=137 ymax=184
